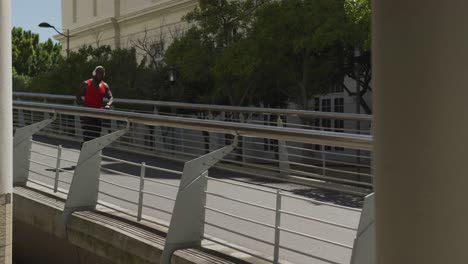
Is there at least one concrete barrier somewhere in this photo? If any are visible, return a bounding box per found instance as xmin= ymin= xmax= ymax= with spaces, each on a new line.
xmin=12 ymin=186 xmax=249 ymax=264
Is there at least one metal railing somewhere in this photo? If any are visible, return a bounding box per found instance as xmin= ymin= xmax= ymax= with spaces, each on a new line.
xmin=14 ymin=100 xmax=374 ymax=264
xmin=14 ymin=101 xmax=373 ymax=195
xmin=13 ymin=92 xmax=373 ymax=135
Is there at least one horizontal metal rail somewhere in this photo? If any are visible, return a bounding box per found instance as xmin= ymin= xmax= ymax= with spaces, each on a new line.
xmin=14 ymin=101 xmax=373 ymax=150
xmin=144 ymin=178 xmax=180 ymax=188
xmin=100 ymin=167 xmax=139 ymax=180
xmin=29 ymin=159 xmax=55 ymax=170
xmin=142 ymin=190 xmax=176 ymax=201
xmin=99 ymin=190 xmax=139 ymax=205
xmin=30 ymin=150 xmax=57 ymax=159
xmin=279 ymin=209 xmax=357 ymax=230
xmin=279 ymin=226 xmax=353 ymax=249
xmin=99 ymin=179 xmax=140 ymax=192
xmin=59 ymin=157 xmax=78 ymax=164
xmin=28 ymin=169 xmax=55 ymax=180
xmin=280 ymin=192 xmax=362 ymax=212
xmin=205 ymin=206 xmax=275 ymax=228
xmin=142 ymin=204 xmax=174 ymax=215
xmin=206 ymin=191 xmax=276 ymax=211
xmin=205 ymin=222 xmax=274 ymax=246
xmin=14 ymin=92 xmax=373 ymax=121
xmin=207 ymin=176 xmax=277 ymax=194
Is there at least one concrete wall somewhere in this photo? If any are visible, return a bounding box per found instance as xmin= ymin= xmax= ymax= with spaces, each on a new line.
xmin=14 ymin=221 xmax=113 ymax=264
xmin=12 ymin=186 xmax=239 ymax=264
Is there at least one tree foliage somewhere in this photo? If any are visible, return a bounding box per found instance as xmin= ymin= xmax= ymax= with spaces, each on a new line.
xmin=165 ymin=0 xmax=371 ymax=109
xmin=12 ymin=27 xmax=62 ymax=91
xmin=12 ymin=27 xmax=62 ymax=77
xmin=342 ymin=0 xmax=372 ymax=113
xmin=29 ymin=45 xmax=164 ymax=99
xmin=17 ymin=0 xmax=372 ymax=112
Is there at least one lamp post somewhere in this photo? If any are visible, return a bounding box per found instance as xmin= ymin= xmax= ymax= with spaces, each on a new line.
xmin=38 ymin=22 xmax=72 ymax=58
xmin=168 ymin=66 xmax=176 ymax=151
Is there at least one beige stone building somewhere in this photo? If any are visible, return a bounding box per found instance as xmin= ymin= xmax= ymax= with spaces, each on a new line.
xmin=57 ymin=0 xmax=197 ymax=58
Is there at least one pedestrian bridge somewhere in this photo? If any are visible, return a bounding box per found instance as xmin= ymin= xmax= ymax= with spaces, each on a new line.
xmin=12 ymin=93 xmax=374 ymax=264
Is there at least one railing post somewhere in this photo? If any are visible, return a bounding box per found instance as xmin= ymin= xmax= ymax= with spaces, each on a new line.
xmin=277 ymin=118 xmax=290 ymax=178
xmin=350 ymin=193 xmax=375 ymax=264
xmin=63 ymin=126 xmax=128 ymax=213
xmin=160 ymin=136 xmax=238 ymax=264
xmin=58 ymin=126 xmax=128 ymax=236
xmin=53 ymin=145 xmax=62 ymax=192
xmin=134 ymin=123 xmax=146 ymax=149
xmin=239 ymin=113 xmax=246 ymax=164
xmin=13 ymin=116 xmax=56 ymax=186
xmin=43 ymin=99 xmax=49 ymax=119
xmin=74 ymin=102 xmax=82 ymax=138
xmin=58 ymin=113 xmax=63 ymax=135
xmin=273 ymin=189 xmax=282 ymax=264
xmin=137 ymin=162 xmax=146 ymax=221
xmin=18 ymin=109 xmax=25 ymax=127
xmin=322 ymin=150 xmax=326 ymax=176
xmin=153 ymin=107 xmax=164 ymax=151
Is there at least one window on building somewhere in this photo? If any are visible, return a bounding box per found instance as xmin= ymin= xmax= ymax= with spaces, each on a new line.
xmin=330 ymin=83 xmax=344 ymax=93
xmin=334 ymin=98 xmax=344 ymax=151
xmin=321 ymin=99 xmax=332 ymax=150
xmin=93 ymin=0 xmax=97 ymax=17
xmin=73 ymin=0 xmax=77 ymax=23
xmin=313 ymin=97 xmax=320 ymax=128
xmin=314 ymin=97 xmax=321 ymax=151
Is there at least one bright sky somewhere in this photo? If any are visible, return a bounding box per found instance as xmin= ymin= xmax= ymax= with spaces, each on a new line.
xmin=12 ymin=0 xmax=62 ymax=42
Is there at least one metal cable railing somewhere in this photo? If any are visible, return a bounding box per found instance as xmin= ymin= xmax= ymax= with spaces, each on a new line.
xmin=14 ymin=102 xmax=373 ymax=197
xmin=203 ymin=175 xmax=360 ymax=264
xmin=14 ymin=100 xmax=373 ymax=264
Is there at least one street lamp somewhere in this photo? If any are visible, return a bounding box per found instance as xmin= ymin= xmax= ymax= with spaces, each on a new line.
xmin=38 ymin=22 xmax=72 ymax=58
xmin=168 ymin=66 xmax=176 ymax=98
xmin=168 ymin=66 xmax=176 ymax=83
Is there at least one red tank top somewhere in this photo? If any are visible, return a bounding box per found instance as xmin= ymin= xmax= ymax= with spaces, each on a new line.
xmin=84 ymin=79 xmax=106 ymax=109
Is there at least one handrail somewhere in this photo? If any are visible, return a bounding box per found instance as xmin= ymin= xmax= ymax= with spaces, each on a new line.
xmin=13 ymin=92 xmax=373 ymax=121
xmin=13 ymin=101 xmax=373 ymax=150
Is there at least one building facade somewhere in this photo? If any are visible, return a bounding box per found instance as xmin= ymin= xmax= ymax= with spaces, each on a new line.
xmin=58 ymin=0 xmax=197 ymax=56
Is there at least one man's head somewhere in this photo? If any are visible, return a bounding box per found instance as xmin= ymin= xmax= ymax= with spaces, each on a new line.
xmin=92 ymin=66 xmax=105 ymax=82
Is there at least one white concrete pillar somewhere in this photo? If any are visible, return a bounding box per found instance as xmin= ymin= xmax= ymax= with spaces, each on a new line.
xmin=373 ymin=1 xmax=468 ymax=263
xmin=0 ymin=1 xmax=13 ymax=263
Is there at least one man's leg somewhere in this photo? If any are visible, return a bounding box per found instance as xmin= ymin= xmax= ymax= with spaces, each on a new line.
xmin=81 ymin=117 xmax=92 ymax=144
xmin=89 ymin=118 xmax=102 ymax=140
xmin=80 ymin=118 xmax=103 ymax=150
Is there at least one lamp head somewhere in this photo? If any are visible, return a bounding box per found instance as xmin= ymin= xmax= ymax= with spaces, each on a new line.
xmin=38 ymin=22 xmax=54 ymax=28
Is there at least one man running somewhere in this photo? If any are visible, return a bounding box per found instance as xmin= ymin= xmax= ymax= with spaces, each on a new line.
xmin=76 ymin=66 xmax=113 ymax=145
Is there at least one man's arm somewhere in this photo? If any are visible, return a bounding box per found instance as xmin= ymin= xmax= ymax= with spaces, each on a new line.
xmin=76 ymin=82 xmax=87 ymax=106
xmin=104 ymin=83 xmax=113 ymax=109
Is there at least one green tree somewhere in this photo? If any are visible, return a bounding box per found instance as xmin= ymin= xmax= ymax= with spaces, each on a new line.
xmin=29 ymin=45 xmax=162 ymax=100
xmin=251 ymin=0 xmax=349 ymax=109
xmin=12 ymin=27 xmax=62 ymax=77
xmin=165 ymin=0 xmax=268 ymax=106
xmin=342 ymin=0 xmax=372 ymax=114
xmin=164 ymin=28 xmax=216 ymax=103
xmin=167 ymin=0 xmax=357 ymax=109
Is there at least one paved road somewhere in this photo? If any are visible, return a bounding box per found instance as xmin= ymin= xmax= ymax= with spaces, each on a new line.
xmin=27 ymin=135 xmax=363 ymax=264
